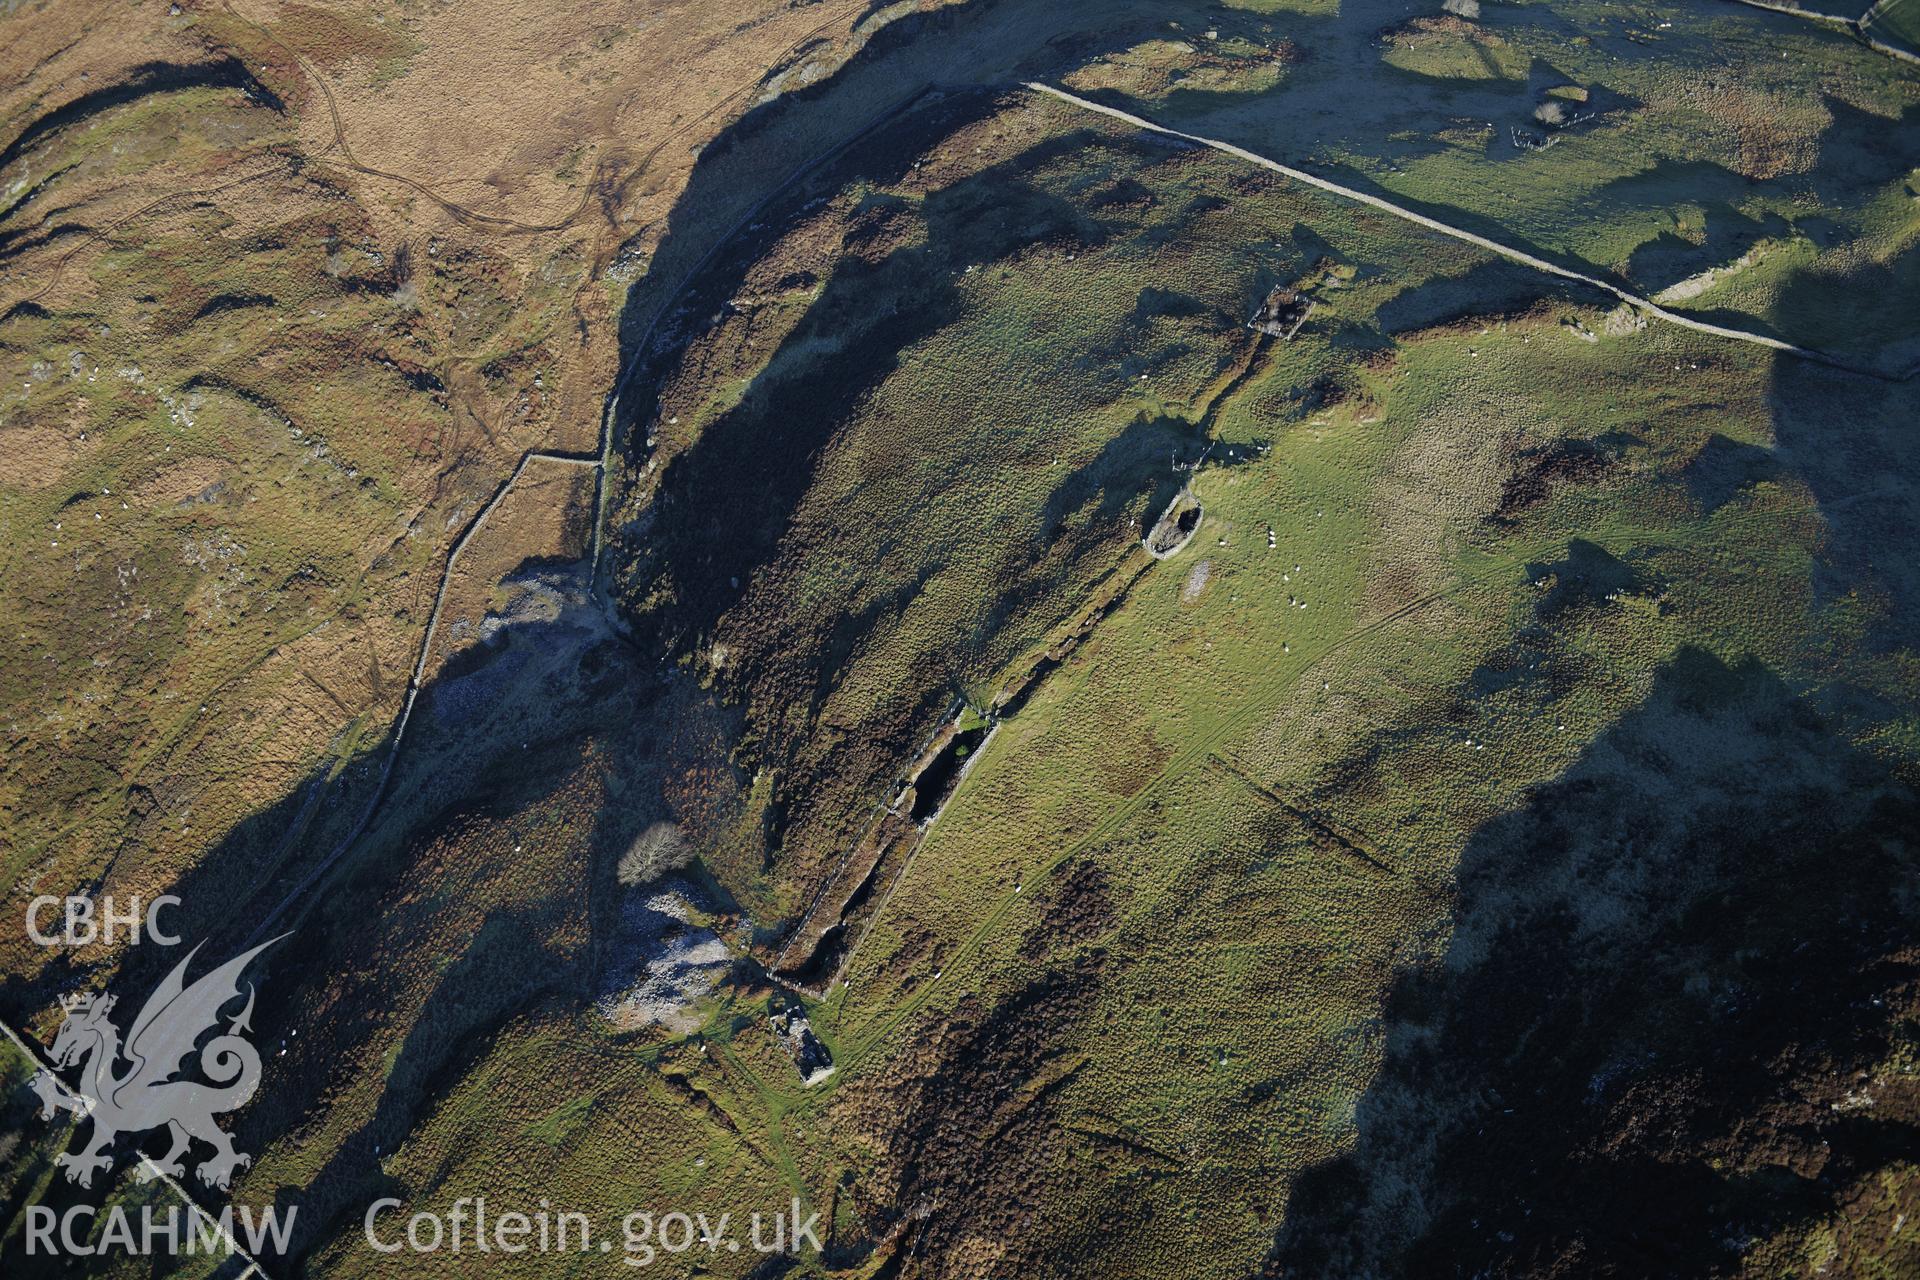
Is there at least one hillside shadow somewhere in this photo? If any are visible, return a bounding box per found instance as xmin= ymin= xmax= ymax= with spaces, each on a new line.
xmin=0 ymin=707 xmax=396 ymax=1029
xmin=180 ymin=615 xmax=667 ymax=1265
xmin=1037 ymin=412 xmax=1196 ymax=552
xmin=1623 ymin=199 xmax=1790 ymax=296
xmin=1270 ymin=647 xmax=1920 ymax=1277
xmin=617 ymin=102 xmax=1112 ymax=661
xmin=1806 ymin=96 xmax=1920 ymax=210
xmin=0 ymin=58 xmax=284 ymax=177
xmin=250 ymin=902 xmax=587 ymax=1264
xmin=1682 ymin=433 xmax=1784 ymax=516
xmin=1765 ymin=336 xmax=1920 ymax=647
xmin=605 ymin=0 xmax=1234 ymax=395
xmin=0 ymin=597 xmax=676 ymax=1259
xmin=1375 ymin=256 xmax=1578 ymax=336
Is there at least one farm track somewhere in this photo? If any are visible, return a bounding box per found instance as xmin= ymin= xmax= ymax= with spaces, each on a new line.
xmin=0 ymin=159 xmax=292 ymax=313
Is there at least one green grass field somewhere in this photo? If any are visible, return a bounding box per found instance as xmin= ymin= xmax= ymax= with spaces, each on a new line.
xmin=5 ymin=2 xmax=1919 ymax=1276
xmin=205 ymin=75 xmax=1919 ymax=1276
xmin=1869 ymin=0 xmax=1920 ymax=52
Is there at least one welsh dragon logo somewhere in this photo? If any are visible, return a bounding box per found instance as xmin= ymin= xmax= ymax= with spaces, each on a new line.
xmin=31 ymin=936 xmax=283 ymax=1190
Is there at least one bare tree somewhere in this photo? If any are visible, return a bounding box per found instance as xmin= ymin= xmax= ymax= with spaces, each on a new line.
xmin=618 ymin=820 xmax=693 ymax=887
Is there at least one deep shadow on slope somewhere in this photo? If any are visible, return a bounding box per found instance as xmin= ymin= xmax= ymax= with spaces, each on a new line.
xmin=0 ymin=594 xmax=685 ymax=1271
xmin=0 ymin=57 xmax=285 ymax=177
xmin=1269 ymin=647 xmax=1920 ymax=1278
xmin=196 ymin=609 xmax=681 ymax=1266
xmin=603 ymin=0 xmax=1219 ymax=377
xmin=1765 ymin=310 xmax=1920 ymax=656
xmin=621 ymin=94 xmax=1077 ymax=655
xmin=611 ymin=91 xmax=1196 ymax=885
